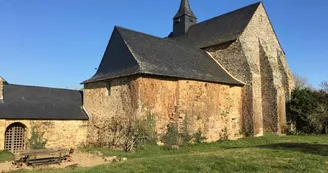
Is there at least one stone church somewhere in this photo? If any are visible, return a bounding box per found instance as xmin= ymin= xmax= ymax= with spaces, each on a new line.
xmin=0 ymin=1 xmax=293 ymax=152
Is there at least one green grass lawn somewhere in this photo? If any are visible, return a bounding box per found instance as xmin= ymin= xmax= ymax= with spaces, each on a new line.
xmin=14 ymin=134 xmax=328 ymax=173
xmin=0 ymin=150 xmax=13 ymax=163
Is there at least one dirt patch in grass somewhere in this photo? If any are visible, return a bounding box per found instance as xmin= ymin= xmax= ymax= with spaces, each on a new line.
xmin=0 ymin=151 xmax=113 ymax=173
xmin=6 ymin=134 xmax=328 ymax=173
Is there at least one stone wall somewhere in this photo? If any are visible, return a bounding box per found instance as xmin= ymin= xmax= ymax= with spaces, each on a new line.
xmin=0 ymin=120 xmax=88 ymax=150
xmin=138 ymin=77 xmax=243 ymax=141
xmin=0 ymin=82 xmax=3 ymax=100
xmin=0 ymin=77 xmax=6 ymax=100
xmin=136 ymin=77 xmax=178 ymax=136
xmin=175 ymin=79 xmax=242 ymax=141
xmin=239 ymin=3 xmax=293 ymax=133
xmin=206 ymin=3 xmax=293 ymax=134
xmin=259 ymin=44 xmax=278 ymax=132
xmin=84 ymin=76 xmax=243 ymax=142
xmin=83 ymin=76 xmax=140 ymax=145
xmin=206 ymin=41 xmax=259 ymax=136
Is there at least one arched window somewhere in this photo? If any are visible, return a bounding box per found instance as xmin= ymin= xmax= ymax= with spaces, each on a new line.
xmin=4 ymin=122 xmax=26 ymax=153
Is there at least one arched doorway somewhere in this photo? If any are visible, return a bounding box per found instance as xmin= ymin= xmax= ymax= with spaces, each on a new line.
xmin=4 ymin=123 xmax=26 ymax=153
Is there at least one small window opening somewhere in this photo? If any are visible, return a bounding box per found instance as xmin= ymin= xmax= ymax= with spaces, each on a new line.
xmin=232 ymin=118 xmax=237 ymax=130
xmin=106 ymin=82 xmax=111 ymax=96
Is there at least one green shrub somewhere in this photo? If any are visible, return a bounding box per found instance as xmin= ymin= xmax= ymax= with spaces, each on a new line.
xmin=134 ymin=113 xmax=157 ymax=148
xmin=162 ymin=121 xmax=207 ymax=149
xmin=240 ymin=122 xmax=254 ymax=137
xmin=287 ymin=87 xmax=328 ymax=134
xmin=27 ymin=126 xmax=47 ymax=150
xmin=162 ymin=123 xmax=180 ymax=147
xmin=193 ymin=130 xmax=206 ymax=143
xmin=220 ymin=127 xmax=229 ymax=141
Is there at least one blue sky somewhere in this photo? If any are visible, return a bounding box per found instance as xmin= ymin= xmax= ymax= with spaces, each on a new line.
xmin=1 ymin=0 xmax=327 ymax=89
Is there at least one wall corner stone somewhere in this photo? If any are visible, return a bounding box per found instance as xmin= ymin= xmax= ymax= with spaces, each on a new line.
xmin=0 ymin=77 xmax=8 ymax=101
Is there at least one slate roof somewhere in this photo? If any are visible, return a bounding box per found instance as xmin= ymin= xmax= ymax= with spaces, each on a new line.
xmin=0 ymin=84 xmax=88 ymax=120
xmin=174 ymin=0 xmax=197 ymax=19
xmin=171 ymin=2 xmax=261 ymax=48
xmin=82 ymin=26 xmax=244 ymax=86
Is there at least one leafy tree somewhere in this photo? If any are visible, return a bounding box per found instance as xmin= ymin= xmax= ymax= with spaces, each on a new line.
xmin=319 ymin=81 xmax=328 ymax=92
xmin=287 ymin=87 xmax=328 ymax=134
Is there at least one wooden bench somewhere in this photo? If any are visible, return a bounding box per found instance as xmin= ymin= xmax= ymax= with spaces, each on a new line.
xmin=14 ymin=149 xmax=71 ymax=167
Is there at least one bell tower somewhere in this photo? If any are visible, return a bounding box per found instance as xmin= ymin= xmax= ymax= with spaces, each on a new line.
xmin=173 ymin=0 xmax=197 ymax=37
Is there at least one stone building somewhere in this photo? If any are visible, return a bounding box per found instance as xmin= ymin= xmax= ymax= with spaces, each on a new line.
xmin=0 ymin=1 xmax=293 ymax=152
xmin=82 ymin=0 xmax=293 ymax=143
xmin=0 ymin=77 xmax=88 ymax=152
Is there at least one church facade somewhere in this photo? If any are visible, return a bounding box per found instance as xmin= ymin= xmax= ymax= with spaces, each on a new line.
xmin=0 ymin=1 xmax=293 ymax=152
xmin=83 ymin=1 xmax=293 ymax=144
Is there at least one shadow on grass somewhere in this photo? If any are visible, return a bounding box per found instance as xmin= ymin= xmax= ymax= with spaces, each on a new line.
xmin=253 ymin=143 xmax=328 ymax=156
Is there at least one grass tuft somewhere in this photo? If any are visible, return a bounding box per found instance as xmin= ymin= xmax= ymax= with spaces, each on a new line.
xmin=0 ymin=150 xmax=13 ymax=163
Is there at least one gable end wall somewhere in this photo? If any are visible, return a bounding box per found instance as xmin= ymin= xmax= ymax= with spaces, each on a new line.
xmin=239 ymin=3 xmax=294 ymax=133
xmin=206 ymin=3 xmax=294 ymax=135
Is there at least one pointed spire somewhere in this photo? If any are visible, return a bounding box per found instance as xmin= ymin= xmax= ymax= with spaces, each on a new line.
xmin=174 ymin=0 xmax=197 ymax=19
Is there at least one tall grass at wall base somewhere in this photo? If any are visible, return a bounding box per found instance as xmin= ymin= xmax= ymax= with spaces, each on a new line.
xmin=0 ymin=150 xmax=13 ymax=162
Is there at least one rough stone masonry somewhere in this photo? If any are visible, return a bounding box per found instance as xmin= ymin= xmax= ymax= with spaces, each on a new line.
xmin=0 ymin=1 xmax=294 ymax=151
xmin=82 ymin=1 xmax=294 ymax=144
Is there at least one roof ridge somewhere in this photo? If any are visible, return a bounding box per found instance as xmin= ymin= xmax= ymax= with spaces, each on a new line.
xmin=112 ymin=26 xmax=243 ymax=85
xmin=190 ymin=2 xmax=261 ymax=28
xmin=171 ymin=1 xmax=262 ymax=48
xmin=115 ymin=25 xmax=164 ymax=40
xmin=6 ymin=84 xmax=81 ymax=92
xmin=115 ymin=26 xmax=206 ymax=52
xmin=115 ymin=26 xmax=219 ymax=67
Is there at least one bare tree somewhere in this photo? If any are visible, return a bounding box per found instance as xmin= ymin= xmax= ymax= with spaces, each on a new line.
xmin=320 ymin=81 xmax=328 ymax=92
xmin=293 ymin=73 xmax=310 ymax=88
